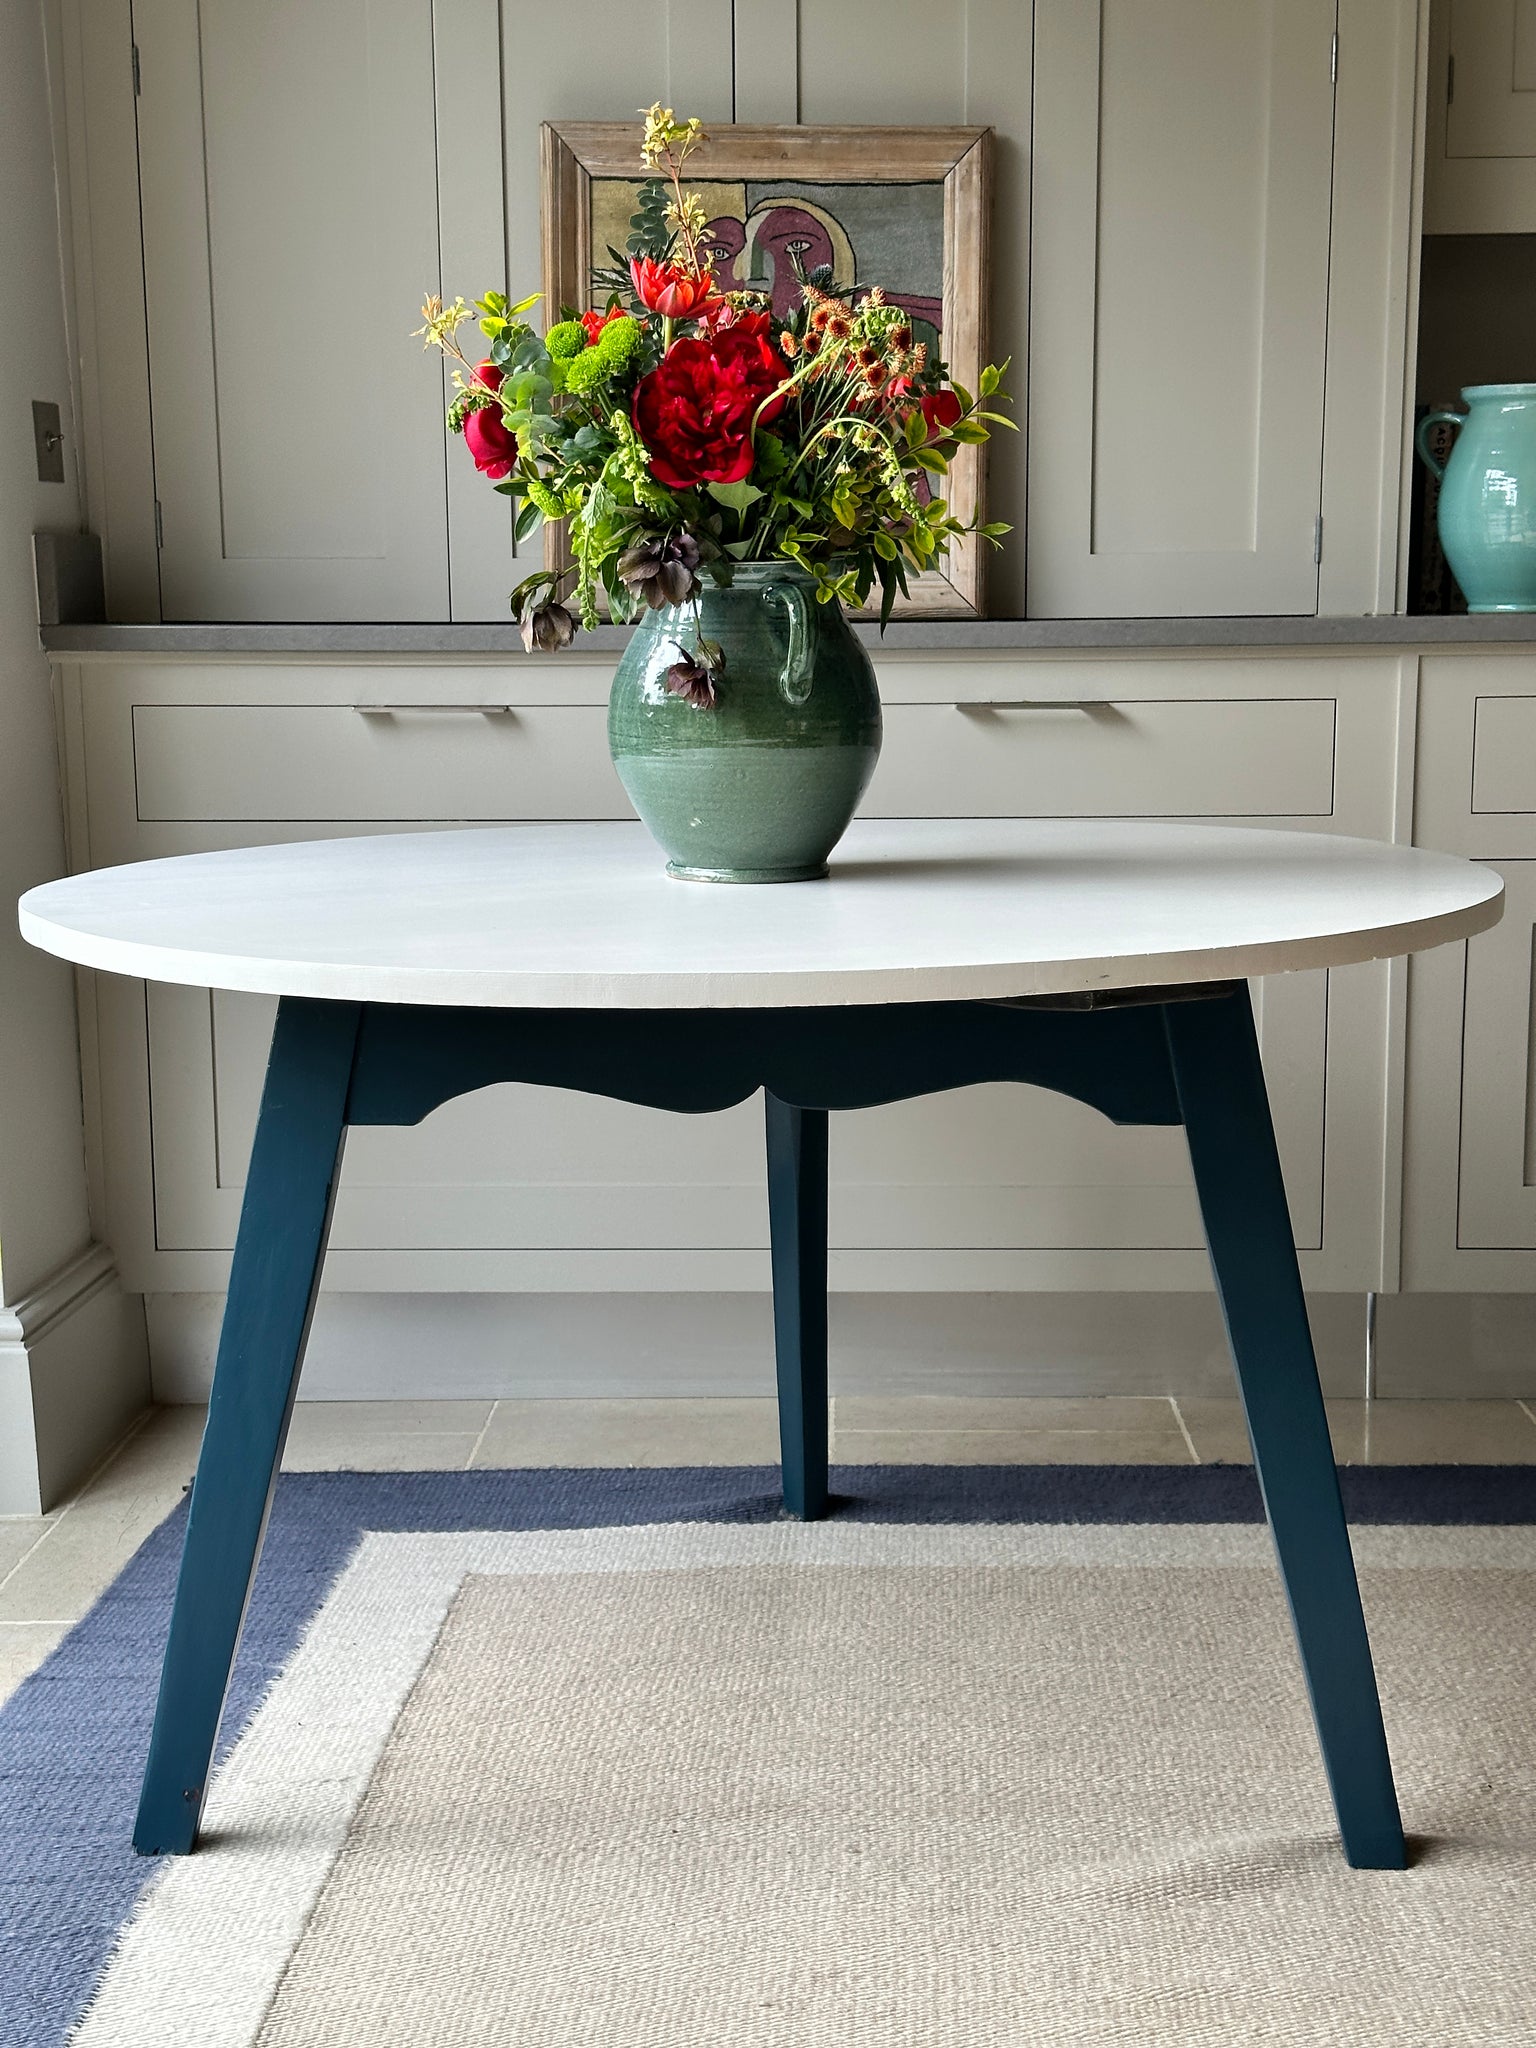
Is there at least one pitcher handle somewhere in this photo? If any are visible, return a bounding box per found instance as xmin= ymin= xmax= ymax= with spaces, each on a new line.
xmin=763 ymin=581 xmax=816 ymax=706
xmin=1415 ymin=408 xmax=1467 ymax=481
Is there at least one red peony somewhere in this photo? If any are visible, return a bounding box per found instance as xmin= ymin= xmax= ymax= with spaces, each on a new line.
xmin=920 ymin=388 xmax=963 ymax=435
xmin=580 ymin=307 xmax=626 ymax=346
xmin=631 ymin=314 xmax=789 ymax=489
xmin=462 ymin=400 xmax=516 ymax=480
xmin=630 ymin=256 xmax=725 ymax=322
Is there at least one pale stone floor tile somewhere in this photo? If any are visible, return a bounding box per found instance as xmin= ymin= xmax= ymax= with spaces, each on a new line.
xmin=0 ymin=1409 xmax=201 ymax=1627
xmin=0 ymin=1522 xmax=46 ymax=1583
xmin=833 ymin=1394 xmax=1177 ymax=1434
xmin=286 ymin=1399 xmax=495 ymax=1442
xmin=831 ymin=1428 xmax=1195 ymax=1466
xmin=0 ymin=1622 xmax=68 ymax=1710
xmin=472 ymin=1397 xmax=784 ymax=1469
xmin=280 ymin=1431 xmax=483 ymax=1474
xmin=1175 ymin=1397 xmax=1536 ymax=1465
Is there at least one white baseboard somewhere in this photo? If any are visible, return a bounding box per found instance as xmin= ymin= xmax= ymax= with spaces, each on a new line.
xmin=0 ymin=1243 xmax=150 ymax=1513
xmin=146 ymin=1289 xmax=1378 ymax=1405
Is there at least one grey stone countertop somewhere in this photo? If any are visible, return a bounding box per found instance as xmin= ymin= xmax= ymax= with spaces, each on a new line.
xmin=37 ymin=614 xmax=1536 ymax=655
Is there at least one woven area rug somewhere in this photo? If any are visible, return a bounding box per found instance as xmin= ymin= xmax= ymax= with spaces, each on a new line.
xmin=7 ymin=1467 xmax=1536 ymax=2045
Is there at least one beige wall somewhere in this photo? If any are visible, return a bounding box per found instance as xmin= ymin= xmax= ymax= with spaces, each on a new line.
xmin=0 ymin=0 xmax=147 ymax=1510
xmin=0 ymin=0 xmax=91 ymax=1295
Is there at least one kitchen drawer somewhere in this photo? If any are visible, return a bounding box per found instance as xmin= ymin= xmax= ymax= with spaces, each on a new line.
xmin=865 ymin=696 xmax=1336 ymax=818
xmin=1472 ymin=696 xmax=1536 ymax=815
xmin=131 ymin=703 xmax=625 ymax=822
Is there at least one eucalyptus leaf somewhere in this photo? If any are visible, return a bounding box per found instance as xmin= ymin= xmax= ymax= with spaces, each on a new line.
xmin=706 ymin=480 xmax=766 ymax=515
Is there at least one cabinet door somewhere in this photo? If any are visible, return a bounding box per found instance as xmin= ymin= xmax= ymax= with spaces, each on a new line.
xmin=497 ymin=1 xmax=732 ymax=584
xmin=1447 ymin=0 xmax=1536 ymax=158
xmin=766 ymin=0 xmax=1032 ymax=619
xmin=1424 ymin=0 xmax=1536 ymax=231
xmin=133 ymin=0 xmax=452 ymax=621
xmin=1027 ymin=0 xmax=1336 ymax=617
xmin=1402 ymin=655 xmax=1536 ymax=1288
xmin=1457 ymin=862 xmax=1536 ymax=1248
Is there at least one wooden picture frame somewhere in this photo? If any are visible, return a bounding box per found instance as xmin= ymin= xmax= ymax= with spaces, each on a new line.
xmin=540 ymin=122 xmax=993 ymax=619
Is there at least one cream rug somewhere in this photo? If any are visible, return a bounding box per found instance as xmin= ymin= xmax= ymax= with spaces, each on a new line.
xmin=70 ymin=1525 xmax=1536 ymax=2045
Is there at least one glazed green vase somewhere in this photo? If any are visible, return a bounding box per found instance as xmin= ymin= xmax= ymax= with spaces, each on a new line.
xmin=608 ymin=563 xmax=883 ymax=882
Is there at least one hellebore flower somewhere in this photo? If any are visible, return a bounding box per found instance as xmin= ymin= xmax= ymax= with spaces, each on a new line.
xmin=618 ymin=533 xmax=703 ymax=610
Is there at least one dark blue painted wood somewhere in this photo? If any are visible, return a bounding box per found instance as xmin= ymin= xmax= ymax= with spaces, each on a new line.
xmin=765 ymin=1095 xmax=830 ymax=1520
xmin=1163 ymin=985 xmax=1406 ymax=1870
xmin=344 ymin=999 xmax=1184 ymax=1131
xmin=133 ymin=996 xmax=360 ymax=1856
xmin=134 ymin=979 xmax=1401 ymax=1871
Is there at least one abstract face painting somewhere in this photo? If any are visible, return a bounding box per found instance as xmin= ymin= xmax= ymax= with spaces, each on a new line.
xmin=544 ymin=122 xmax=991 ymax=615
xmin=590 ymin=178 xmax=946 ymax=358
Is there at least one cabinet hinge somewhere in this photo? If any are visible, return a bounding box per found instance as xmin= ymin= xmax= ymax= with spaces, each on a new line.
xmin=1313 ymin=515 xmax=1324 ymax=565
xmin=1330 ymin=30 xmax=1338 ymax=85
xmin=153 ymin=498 xmax=164 ymax=549
xmin=1447 ymin=51 xmax=1455 ymax=104
xmin=131 ymin=41 xmax=141 ymax=95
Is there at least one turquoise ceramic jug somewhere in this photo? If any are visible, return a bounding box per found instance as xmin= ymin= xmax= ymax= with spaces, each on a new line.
xmin=1416 ymin=383 xmax=1536 ymax=612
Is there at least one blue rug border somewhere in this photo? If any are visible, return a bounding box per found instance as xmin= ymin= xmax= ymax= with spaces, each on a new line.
xmin=7 ymin=1458 xmax=1536 ymax=2044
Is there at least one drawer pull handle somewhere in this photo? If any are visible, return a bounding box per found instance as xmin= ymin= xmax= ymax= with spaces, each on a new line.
xmin=352 ymin=703 xmax=518 ymax=716
xmin=954 ymin=699 xmax=1124 ymax=720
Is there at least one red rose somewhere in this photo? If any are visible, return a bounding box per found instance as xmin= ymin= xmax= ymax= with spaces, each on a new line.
xmin=630 ymin=256 xmax=725 ymax=322
xmin=462 ymin=401 xmax=516 ymax=480
xmin=920 ymin=389 xmax=963 ymax=435
xmin=631 ymin=314 xmax=789 ymax=489
xmin=474 ymin=358 xmax=503 ymax=392
xmin=580 ymin=307 xmax=625 ymax=346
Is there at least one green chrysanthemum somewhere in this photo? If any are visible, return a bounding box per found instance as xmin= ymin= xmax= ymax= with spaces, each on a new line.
xmin=544 ymin=319 xmax=587 ymax=361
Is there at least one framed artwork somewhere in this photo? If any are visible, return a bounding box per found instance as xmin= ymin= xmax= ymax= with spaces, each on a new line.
xmin=540 ymin=123 xmax=993 ymax=618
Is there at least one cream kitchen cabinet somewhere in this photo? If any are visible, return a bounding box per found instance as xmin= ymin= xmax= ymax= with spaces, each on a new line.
xmin=57 ymin=651 xmax=1406 ymax=1299
xmin=1405 ymin=653 xmax=1536 ymax=1284
xmin=119 ymin=0 xmax=734 ymax=625
xmin=1027 ymin=0 xmax=1337 ymax=617
xmin=64 ymin=0 xmax=1418 ymax=629
xmin=1423 ymin=0 xmax=1536 ymax=232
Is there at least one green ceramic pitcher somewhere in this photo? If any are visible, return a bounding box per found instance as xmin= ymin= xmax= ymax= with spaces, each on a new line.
xmin=608 ymin=563 xmax=883 ymax=882
xmin=1416 ymin=383 xmax=1536 ymax=612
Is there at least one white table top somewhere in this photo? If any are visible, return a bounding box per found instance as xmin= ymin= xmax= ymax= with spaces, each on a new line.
xmin=17 ymin=821 xmax=1503 ymax=1010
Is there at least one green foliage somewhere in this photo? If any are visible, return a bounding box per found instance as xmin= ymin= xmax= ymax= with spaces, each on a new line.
xmin=625 ymin=177 xmax=674 ymax=260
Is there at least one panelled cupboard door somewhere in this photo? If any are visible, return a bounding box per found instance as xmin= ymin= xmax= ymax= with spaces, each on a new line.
xmin=133 ymin=0 xmax=450 ymax=620
xmin=1027 ymin=0 xmax=1336 ymax=617
xmin=781 ymin=0 xmax=1032 ymax=618
xmin=498 ymin=0 xmax=733 ymax=576
xmin=1454 ymin=862 xmax=1536 ymax=1249
xmin=1424 ymin=0 xmax=1536 ymax=231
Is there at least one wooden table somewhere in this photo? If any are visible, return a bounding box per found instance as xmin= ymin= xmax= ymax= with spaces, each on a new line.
xmin=19 ymin=818 xmax=1503 ymax=1869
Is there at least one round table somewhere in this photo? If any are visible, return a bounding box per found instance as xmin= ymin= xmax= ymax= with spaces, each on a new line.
xmin=19 ymin=819 xmax=1504 ymax=1871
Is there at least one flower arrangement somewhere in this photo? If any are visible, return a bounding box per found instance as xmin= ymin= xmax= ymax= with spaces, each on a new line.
xmin=418 ymin=106 xmax=1011 ymax=704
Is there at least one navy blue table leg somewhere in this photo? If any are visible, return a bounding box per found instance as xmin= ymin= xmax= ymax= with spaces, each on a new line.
xmin=1164 ymin=986 xmax=1405 ymax=1870
xmin=765 ymin=1093 xmax=830 ymax=1520
xmin=133 ymin=996 xmax=361 ymax=1855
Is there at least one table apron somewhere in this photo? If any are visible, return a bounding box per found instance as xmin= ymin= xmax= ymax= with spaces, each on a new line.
xmin=338 ymin=995 xmax=1193 ymax=1130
